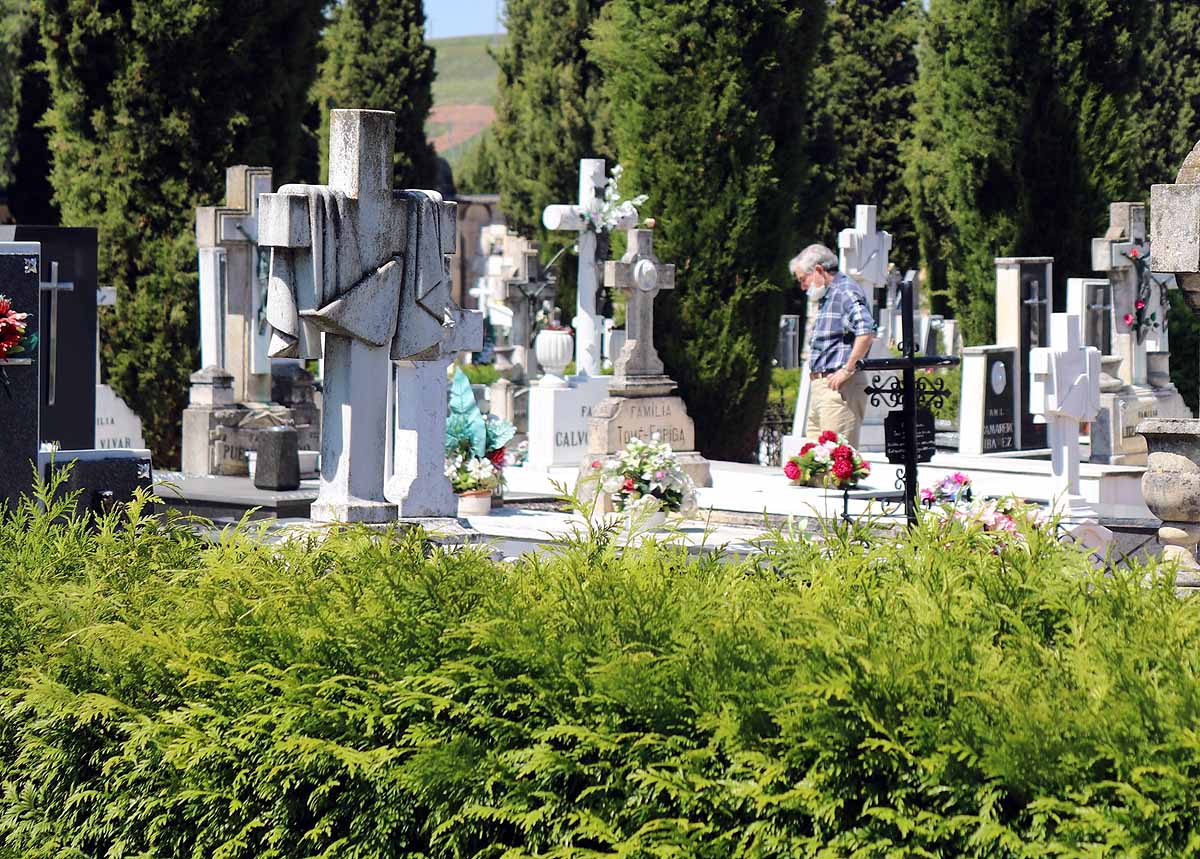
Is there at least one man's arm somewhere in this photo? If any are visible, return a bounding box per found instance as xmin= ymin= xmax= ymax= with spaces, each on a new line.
xmin=828 ymin=333 xmax=874 ymax=391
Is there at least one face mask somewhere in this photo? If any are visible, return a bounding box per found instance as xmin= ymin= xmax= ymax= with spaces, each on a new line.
xmin=807 ymin=283 xmax=828 ymax=302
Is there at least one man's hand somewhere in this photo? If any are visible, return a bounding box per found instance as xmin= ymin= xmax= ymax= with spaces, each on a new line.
xmin=827 ymin=367 xmax=854 ymax=392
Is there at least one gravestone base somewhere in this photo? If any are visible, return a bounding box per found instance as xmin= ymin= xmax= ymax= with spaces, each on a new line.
xmin=311 ymin=497 xmax=397 ymax=525
xmin=581 ymin=393 xmax=712 ymax=514
xmin=526 ymin=373 xmax=612 ymax=469
xmin=183 ymin=401 xmax=307 ymax=476
xmin=1089 ymin=384 xmax=1191 ymax=465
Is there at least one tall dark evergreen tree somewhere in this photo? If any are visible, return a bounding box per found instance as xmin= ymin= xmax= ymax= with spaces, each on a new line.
xmin=38 ymin=0 xmax=324 ymax=464
xmin=1136 ymin=0 xmax=1200 ymax=190
xmin=314 ymin=0 xmax=437 ymax=189
xmin=908 ymin=0 xmax=1147 ymax=344
xmin=800 ymin=0 xmax=920 ymax=268
xmin=0 ymin=1 xmax=56 ymax=224
xmin=592 ymin=0 xmax=826 ymax=461
xmin=492 ymin=0 xmax=612 ymax=319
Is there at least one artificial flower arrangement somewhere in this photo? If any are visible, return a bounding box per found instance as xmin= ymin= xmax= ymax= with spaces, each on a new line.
xmin=920 ymin=472 xmax=973 ymax=506
xmin=0 ymin=294 xmax=36 ymax=360
xmin=445 ymin=366 xmax=516 ymax=495
xmin=1121 ymin=245 xmax=1168 ymax=343
xmin=783 ymin=430 xmax=871 ymax=489
xmin=581 ymin=164 xmax=649 ymax=234
xmin=925 ymin=491 xmax=1052 ymax=550
xmin=591 ymin=434 xmax=696 ymax=515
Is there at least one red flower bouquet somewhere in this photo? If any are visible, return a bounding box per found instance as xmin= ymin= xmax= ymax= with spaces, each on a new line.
xmin=784 ymin=432 xmax=871 ymax=489
xmin=0 ymin=295 xmax=35 ymax=360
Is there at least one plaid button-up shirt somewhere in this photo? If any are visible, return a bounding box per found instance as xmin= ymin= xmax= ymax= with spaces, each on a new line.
xmin=809 ymin=272 xmax=876 ymax=373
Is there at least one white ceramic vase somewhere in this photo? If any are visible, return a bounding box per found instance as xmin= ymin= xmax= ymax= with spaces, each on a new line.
xmin=535 ymin=327 xmax=574 ymax=387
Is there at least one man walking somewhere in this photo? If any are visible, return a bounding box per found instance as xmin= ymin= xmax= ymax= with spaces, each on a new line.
xmin=790 ymin=243 xmax=876 ymax=448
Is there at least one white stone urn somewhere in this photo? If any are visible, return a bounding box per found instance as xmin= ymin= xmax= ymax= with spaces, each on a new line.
xmin=1138 ymin=418 xmax=1200 ymax=582
xmin=535 ymin=327 xmax=573 ymax=387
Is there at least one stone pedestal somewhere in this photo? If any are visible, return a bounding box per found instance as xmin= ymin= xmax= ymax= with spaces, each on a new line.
xmin=586 ymin=394 xmax=711 ymax=495
xmin=1089 ymin=384 xmax=1191 ymax=465
xmin=527 ymin=373 xmax=612 ymax=469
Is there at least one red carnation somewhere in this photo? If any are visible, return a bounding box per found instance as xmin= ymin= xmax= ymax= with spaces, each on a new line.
xmin=831 ymin=458 xmax=854 ymax=481
xmin=1135 ymin=299 xmax=1145 ymax=310
xmin=818 ymin=430 xmax=838 ymax=444
xmin=799 ymin=442 xmax=816 ymax=455
xmin=1129 ymin=246 xmax=1141 ymax=258
xmin=488 ymin=447 xmax=507 ymax=468
xmin=623 ymin=477 xmax=635 ymax=492
xmin=1123 ymin=312 xmax=1135 ymax=326
xmin=831 ymin=444 xmax=853 ymax=462
xmin=860 ymin=460 xmax=871 ymax=475
xmin=783 ymin=460 xmax=801 ymax=481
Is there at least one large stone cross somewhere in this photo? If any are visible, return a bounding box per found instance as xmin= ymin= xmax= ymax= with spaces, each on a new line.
xmin=604 ymin=227 xmax=675 ymax=396
xmin=542 ymin=158 xmax=636 ymax=377
xmin=196 ymin=165 xmax=274 ymax=403
xmin=259 ymin=109 xmax=479 ymax=523
xmin=838 ymin=204 xmax=892 ymax=311
xmin=1091 ymin=202 xmax=1165 ymax=386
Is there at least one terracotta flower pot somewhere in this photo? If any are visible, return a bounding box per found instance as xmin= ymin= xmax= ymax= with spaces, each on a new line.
xmin=457 ymin=489 xmax=493 ymax=517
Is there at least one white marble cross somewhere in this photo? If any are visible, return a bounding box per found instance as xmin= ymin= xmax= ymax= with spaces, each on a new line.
xmin=196 ymin=166 xmax=275 ymax=402
xmin=1029 ymin=313 xmax=1101 ymax=516
xmin=838 ymin=204 xmax=892 ymax=310
xmin=604 ymin=227 xmax=674 ymax=382
xmin=259 ymin=109 xmax=480 ymax=523
xmin=542 ymin=159 xmax=636 ymax=376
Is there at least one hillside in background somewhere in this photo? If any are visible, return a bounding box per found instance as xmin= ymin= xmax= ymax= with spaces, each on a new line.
xmin=429 ymin=34 xmax=504 ymax=170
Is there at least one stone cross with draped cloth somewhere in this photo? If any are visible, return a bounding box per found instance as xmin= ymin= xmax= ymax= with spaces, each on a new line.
xmin=258 ymin=109 xmax=480 ymax=523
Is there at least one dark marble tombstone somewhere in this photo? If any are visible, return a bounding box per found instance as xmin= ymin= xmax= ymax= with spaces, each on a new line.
xmin=10 ymin=227 xmax=98 ymax=450
xmin=982 ymin=351 xmax=1018 ymax=453
xmin=0 ymin=243 xmax=41 ymax=507
xmin=1017 ymin=262 xmax=1049 ymax=449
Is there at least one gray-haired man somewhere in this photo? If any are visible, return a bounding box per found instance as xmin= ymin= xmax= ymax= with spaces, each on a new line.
xmin=790 ymin=243 xmax=876 ymax=447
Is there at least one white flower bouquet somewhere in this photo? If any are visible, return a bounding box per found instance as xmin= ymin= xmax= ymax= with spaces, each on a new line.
xmin=589 ymin=434 xmax=696 ymax=514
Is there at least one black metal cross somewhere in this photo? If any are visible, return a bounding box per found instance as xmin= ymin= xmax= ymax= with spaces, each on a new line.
xmin=857 ymin=271 xmax=960 ymax=526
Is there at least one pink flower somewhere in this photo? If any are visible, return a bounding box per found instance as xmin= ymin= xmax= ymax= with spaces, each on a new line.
xmin=1135 ymin=300 xmax=1145 ymax=310
xmin=591 ymin=459 xmax=601 ymax=469
xmin=1129 ymin=246 xmax=1141 ymax=259
xmin=952 ymin=472 xmax=968 ymax=484
xmin=783 ymin=460 xmax=801 ymax=481
xmin=1123 ymin=313 xmax=1135 ymax=326
xmin=921 ymin=488 xmax=935 ymax=502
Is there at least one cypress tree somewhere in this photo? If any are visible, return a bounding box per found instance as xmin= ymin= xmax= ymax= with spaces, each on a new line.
xmin=314 ymin=0 xmax=437 ymax=189
xmin=592 ymin=0 xmax=825 ymax=461
xmin=801 ymin=0 xmax=920 ymax=268
xmin=0 ymin=1 xmax=55 ymax=224
xmin=1136 ymin=0 xmax=1200 ymax=190
xmin=38 ymin=0 xmax=324 ymax=465
xmin=908 ymin=0 xmax=1146 ymax=344
xmin=492 ymin=0 xmax=613 ymax=318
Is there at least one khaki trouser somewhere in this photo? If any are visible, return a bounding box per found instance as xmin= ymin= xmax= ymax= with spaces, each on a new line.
xmin=806 ymin=373 xmax=868 ymax=448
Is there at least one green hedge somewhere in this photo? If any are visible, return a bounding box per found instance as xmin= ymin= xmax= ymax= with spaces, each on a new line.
xmin=2 ymin=477 xmax=1200 ymax=856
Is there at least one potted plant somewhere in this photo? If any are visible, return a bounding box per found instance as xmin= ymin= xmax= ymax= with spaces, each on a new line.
xmin=590 ymin=434 xmax=696 ymax=526
xmin=445 ymin=366 xmax=516 ymax=516
xmin=783 ymin=431 xmax=871 ymax=489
